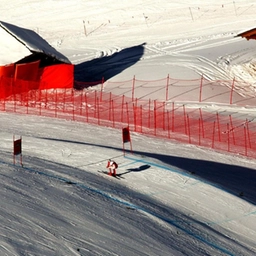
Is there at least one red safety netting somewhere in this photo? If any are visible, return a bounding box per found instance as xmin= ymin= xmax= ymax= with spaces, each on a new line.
xmin=1 ymin=76 xmax=256 ymax=158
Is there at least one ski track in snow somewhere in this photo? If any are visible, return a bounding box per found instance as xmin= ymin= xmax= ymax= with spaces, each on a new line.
xmin=1 ymin=1 xmax=256 ymax=255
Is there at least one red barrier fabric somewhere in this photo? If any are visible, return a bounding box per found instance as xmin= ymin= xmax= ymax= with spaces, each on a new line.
xmin=14 ymin=60 xmax=40 ymax=81
xmin=0 ymin=76 xmax=13 ymax=98
xmin=0 ymin=63 xmax=15 ymax=78
xmin=39 ymin=64 xmax=74 ymax=89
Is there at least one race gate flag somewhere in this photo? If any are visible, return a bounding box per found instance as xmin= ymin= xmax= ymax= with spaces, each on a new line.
xmin=122 ymin=127 xmax=132 ymax=155
xmin=122 ymin=127 xmax=131 ymax=143
xmin=13 ymin=135 xmax=22 ymax=165
xmin=13 ymin=138 xmax=21 ymax=155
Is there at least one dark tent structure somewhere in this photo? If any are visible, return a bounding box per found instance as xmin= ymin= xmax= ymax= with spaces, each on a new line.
xmin=0 ymin=21 xmax=74 ymax=98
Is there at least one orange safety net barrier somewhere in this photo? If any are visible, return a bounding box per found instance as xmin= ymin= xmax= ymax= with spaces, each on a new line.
xmin=1 ymin=75 xmax=256 ymax=158
xmin=0 ymin=63 xmax=74 ymax=99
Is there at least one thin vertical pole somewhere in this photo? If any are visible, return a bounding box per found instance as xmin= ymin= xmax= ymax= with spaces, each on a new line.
xmin=187 ymin=115 xmax=191 ymax=144
xmin=133 ymin=103 xmax=136 ymax=132
xmin=246 ymin=120 xmax=251 ymax=149
xmin=100 ymin=77 xmax=104 ymax=102
xmin=172 ymin=102 xmax=174 ymax=132
xmin=162 ymin=102 xmax=165 ymax=130
xmin=83 ymin=20 xmax=87 ymax=36
xmin=121 ymin=95 xmax=124 ymax=123
xmin=132 ymin=75 xmax=135 ymax=102
xmin=183 ymin=105 xmax=187 ymax=135
xmin=97 ymin=97 xmax=100 ymax=125
xmin=85 ymin=93 xmax=88 ymax=123
xmin=229 ymin=115 xmax=235 ymax=145
xmin=167 ymin=111 xmax=170 ymax=138
xmin=94 ymin=90 xmax=97 ymax=118
xmin=216 ymin=112 xmax=221 ymax=142
xmin=212 ymin=121 xmax=216 ymax=149
xmin=126 ymin=102 xmax=130 ymax=127
xmin=154 ymin=100 xmax=157 ymax=136
xmin=230 ymin=78 xmax=235 ymax=105
xmin=244 ymin=125 xmax=247 ymax=156
xmin=199 ymin=75 xmax=203 ymax=102
xmin=112 ymin=100 xmax=115 ymax=128
xmin=140 ymin=105 xmax=143 ymax=133
xmin=148 ymin=99 xmax=151 ymax=128
xmin=227 ymin=123 xmax=230 ymax=152
xmin=109 ymin=92 xmax=112 ymax=121
xmin=199 ymin=118 xmax=201 ymax=146
xmin=189 ymin=7 xmax=194 ymax=21
xmin=199 ymin=108 xmax=205 ymax=138
xmin=166 ymin=74 xmax=169 ymax=101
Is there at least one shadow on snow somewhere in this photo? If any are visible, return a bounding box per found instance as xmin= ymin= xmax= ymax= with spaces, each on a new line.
xmin=74 ymin=43 xmax=146 ymax=89
xmin=39 ymin=137 xmax=256 ymax=206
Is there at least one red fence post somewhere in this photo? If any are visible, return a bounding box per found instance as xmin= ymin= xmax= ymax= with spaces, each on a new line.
xmin=100 ymin=77 xmax=104 ymax=102
xmin=93 ymin=90 xmax=97 ymax=118
xmin=199 ymin=75 xmax=203 ymax=102
xmin=85 ymin=93 xmax=88 ymax=123
xmin=199 ymin=118 xmax=201 ymax=146
xmin=183 ymin=105 xmax=187 ymax=135
xmin=229 ymin=115 xmax=235 ymax=145
xmin=171 ymin=102 xmax=175 ymax=132
xmin=227 ymin=123 xmax=230 ymax=152
xmin=212 ymin=121 xmax=216 ymax=149
xmin=168 ymin=111 xmax=171 ymax=138
xmin=244 ymin=125 xmax=247 ymax=156
xmin=154 ymin=100 xmax=157 ymax=136
xmin=166 ymin=74 xmax=169 ymax=101
xmin=230 ymin=78 xmax=235 ymax=105
xmin=126 ymin=102 xmax=130 ymax=127
xmin=162 ymin=102 xmax=165 ymax=130
xmin=109 ymin=92 xmax=112 ymax=121
xmin=199 ymin=108 xmax=205 ymax=138
xmin=97 ymin=97 xmax=100 ymax=125
xmin=187 ymin=114 xmax=191 ymax=144
xmin=133 ymin=102 xmax=136 ymax=132
xmin=148 ymin=99 xmax=151 ymax=129
xmin=112 ymin=99 xmax=115 ymax=128
xmin=132 ymin=75 xmax=135 ymax=102
xmin=79 ymin=91 xmax=83 ymax=116
xmin=121 ymin=95 xmax=124 ymax=123
xmin=140 ymin=105 xmax=143 ymax=133
xmin=216 ymin=112 xmax=221 ymax=142
xmin=246 ymin=119 xmax=251 ymax=149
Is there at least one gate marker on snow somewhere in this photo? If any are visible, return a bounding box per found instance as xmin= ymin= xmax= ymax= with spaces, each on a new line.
xmin=13 ymin=135 xmax=22 ymax=166
xmin=122 ymin=127 xmax=132 ymax=155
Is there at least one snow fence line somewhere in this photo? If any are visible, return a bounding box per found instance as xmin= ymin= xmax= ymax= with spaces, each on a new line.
xmin=1 ymin=75 xmax=256 ymax=159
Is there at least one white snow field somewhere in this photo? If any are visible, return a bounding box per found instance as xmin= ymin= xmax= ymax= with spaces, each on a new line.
xmin=0 ymin=0 xmax=256 ymax=255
